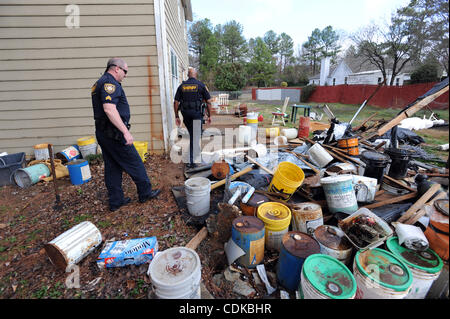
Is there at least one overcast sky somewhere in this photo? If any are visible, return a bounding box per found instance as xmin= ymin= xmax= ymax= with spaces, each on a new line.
xmin=190 ymin=0 xmax=411 ymax=52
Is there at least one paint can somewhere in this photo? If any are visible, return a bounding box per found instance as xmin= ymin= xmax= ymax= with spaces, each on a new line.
xmin=265 ymin=127 xmax=280 ymax=138
xmin=337 ymin=137 xmax=359 ymax=156
xmin=352 ymin=175 xmax=378 ymax=203
xmin=231 ymin=216 xmax=265 ymax=268
xmin=424 ymin=204 xmax=449 ymax=261
xmin=385 ymin=147 xmax=412 ymax=179
xmin=300 ymin=254 xmax=357 ymax=299
xmin=353 ymin=248 xmax=413 ymax=299
xmin=298 ymin=116 xmax=310 ymax=138
xmin=247 ymin=112 xmax=259 ymax=140
xmin=77 ymin=136 xmax=98 ymax=159
xmin=290 ymin=202 xmax=323 ymax=235
xmin=320 ymin=175 xmax=358 ymax=214
xmin=313 ymin=225 xmax=353 ymax=266
xmin=33 ymin=143 xmax=51 ymax=161
xmin=386 ymin=237 xmax=443 ymax=299
xmin=148 ymin=247 xmax=202 ymax=299
xmin=13 ymin=163 xmax=50 ymax=188
xmin=240 ymin=192 xmax=270 ymax=216
xmin=361 ymin=151 xmax=390 ymax=185
xmin=307 ymin=143 xmax=334 ymax=168
xmin=276 ymin=231 xmax=320 ymax=292
xmin=55 ymin=145 xmax=81 ymax=164
xmin=184 ymin=177 xmax=211 ymax=216
xmin=67 ymin=159 xmax=92 ymax=185
xmin=44 ymin=221 xmax=102 ymax=270
xmin=257 ymin=202 xmax=292 ymax=251
xmin=268 ymin=161 xmax=305 ymax=201
xmin=133 ymin=141 xmax=148 ymax=163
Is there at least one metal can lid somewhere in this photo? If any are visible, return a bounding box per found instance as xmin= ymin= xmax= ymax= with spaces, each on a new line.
xmin=355 ymin=248 xmax=413 ymax=291
xmin=302 ymin=254 xmax=357 ymax=299
xmin=386 ymin=237 xmax=443 ymax=274
xmin=313 ymin=225 xmax=352 ymax=251
xmin=232 ymin=216 xmax=265 ymax=234
xmin=257 ymin=202 xmax=291 ymax=227
xmin=281 ymin=231 xmax=320 ymax=258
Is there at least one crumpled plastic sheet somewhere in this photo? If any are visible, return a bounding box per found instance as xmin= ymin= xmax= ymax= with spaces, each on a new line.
xmin=252 ymin=146 xmax=319 ymax=172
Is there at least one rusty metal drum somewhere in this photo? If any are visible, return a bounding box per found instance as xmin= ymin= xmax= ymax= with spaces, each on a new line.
xmin=231 ymin=216 xmax=265 ymax=268
xmin=313 ymin=225 xmax=353 ymax=266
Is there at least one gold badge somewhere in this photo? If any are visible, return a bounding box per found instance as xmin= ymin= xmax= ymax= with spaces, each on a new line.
xmin=104 ymin=83 xmax=116 ymax=94
xmin=105 ymin=96 xmax=112 ymax=101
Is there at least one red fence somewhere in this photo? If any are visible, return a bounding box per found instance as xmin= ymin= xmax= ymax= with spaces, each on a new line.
xmin=307 ymin=82 xmax=449 ymax=109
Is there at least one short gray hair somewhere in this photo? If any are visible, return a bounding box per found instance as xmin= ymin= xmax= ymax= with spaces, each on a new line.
xmin=106 ymin=57 xmax=126 ymax=70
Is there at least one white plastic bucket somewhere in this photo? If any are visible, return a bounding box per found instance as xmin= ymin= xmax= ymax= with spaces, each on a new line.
xmin=185 ymin=177 xmax=211 ymax=216
xmin=33 ymin=143 xmax=51 ymax=161
xmin=247 ymin=112 xmax=259 ymax=140
xmin=44 ymin=221 xmax=102 ymax=270
xmin=307 ymin=143 xmax=333 ymax=168
xmin=320 ymin=174 xmax=358 ymax=214
xmin=148 ymin=247 xmax=202 ymax=299
xmin=238 ymin=125 xmax=253 ymax=145
xmin=352 ymin=175 xmax=378 ymax=203
xmin=79 ymin=143 xmax=97 ymax=159
xmin=274 ymin=135 xmax=288 ymax=146
xmin=281 ymin=128 xmax=298 ymax=140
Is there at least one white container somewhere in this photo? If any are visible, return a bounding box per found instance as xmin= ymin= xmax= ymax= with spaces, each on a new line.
xmin=405 ymin=262 xmax=442 ymax=299
xmin=352 ymin=175 xmax=378 ymax=203
xmin=44 ymin=221 xmax=102 ymax=270
xmin=291 ymin=202 xmax=323 ymax=235
xmin=281 ymin=128 xmax=298 ymax=140
xmin=79 ymin=143 xmax=97 ymax=159
xmin=33 ymin=144 xmax=51 ymax=161
xmin=185 ymin=177 xmax=211 ymax=216
xmin=307 ymin=143 xmax=333 ymax=168
xmin=238 ymin=125 xmax=253 ymax=145
xmin=148 ymin=247 xmax=202 ymax=299
xmin=274 ymin=135 xmax=288 ymax=146
xmin=320 ymin=174 xmax=358 ymax=215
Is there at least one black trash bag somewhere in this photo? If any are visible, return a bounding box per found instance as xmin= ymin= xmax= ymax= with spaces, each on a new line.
xmin=379 ymin=127 xmax=425 ymax=146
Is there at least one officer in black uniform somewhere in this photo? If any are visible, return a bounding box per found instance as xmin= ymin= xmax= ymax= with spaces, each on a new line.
xmin=173 ymin=67 xmax=212 ymax=168
xmin=92 ymin=57 xmax=160 ymax=211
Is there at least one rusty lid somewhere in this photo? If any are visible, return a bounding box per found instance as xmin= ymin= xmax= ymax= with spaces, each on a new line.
xmin=313 ymin=225 xmax=352 ymax=251
xmin=232 ymin=216 xmax=264 ymax=234
xmin=281 ymin=231 xmax=320 ymax=258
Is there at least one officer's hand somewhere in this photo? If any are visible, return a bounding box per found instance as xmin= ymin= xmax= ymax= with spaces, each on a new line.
xmin=176 ymin=118 xmax=181 ymax=127
xmin=124 ymin=130 xmax=134 ymax=145
xmin=207 ymin=116 xmax=211 ymax=125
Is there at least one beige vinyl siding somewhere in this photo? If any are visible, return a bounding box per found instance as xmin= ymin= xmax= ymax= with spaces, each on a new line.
xmin=0 ymin=0 xmax=165 ymax=157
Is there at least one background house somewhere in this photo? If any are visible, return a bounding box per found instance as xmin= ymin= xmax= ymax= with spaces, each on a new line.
xmin=0 ymin=0 xmax=192 ymax=157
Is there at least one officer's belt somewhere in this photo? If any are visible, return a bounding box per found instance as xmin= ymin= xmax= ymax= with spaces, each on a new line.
xmin=180 ymin=100 xmax=202 ymax=112
xmin=95 ymin=118 xmax=130 ymax=141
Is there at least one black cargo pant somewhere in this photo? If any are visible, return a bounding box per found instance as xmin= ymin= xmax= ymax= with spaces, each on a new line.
xmin=95 ymin=129 xmax=153 ymax=208
xmin=181 ymin=109 xmax=203 ymax=165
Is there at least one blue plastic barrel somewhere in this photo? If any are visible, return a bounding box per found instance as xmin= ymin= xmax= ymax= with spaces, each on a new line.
xmin=57 ymin=145 xmax=81 ymax=163
xmin=276 ymin=231 xmax=320 ymax=292
xmin=67 ymin=159 xmax=91 ymax=185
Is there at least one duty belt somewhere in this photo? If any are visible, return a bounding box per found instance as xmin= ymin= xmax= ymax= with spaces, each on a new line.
xmin=181 ymin=100 xmax=202 ymax=112
xmin=95 ymin=118 xmax=131 ymax=141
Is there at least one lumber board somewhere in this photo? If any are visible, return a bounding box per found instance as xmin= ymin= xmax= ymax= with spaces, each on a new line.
xmin=397 ymin=183 xmax=441 ymax=223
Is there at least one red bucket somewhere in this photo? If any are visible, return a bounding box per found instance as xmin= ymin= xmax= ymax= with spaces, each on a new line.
xmin=298 ymin=116 xmax=310 ymax=138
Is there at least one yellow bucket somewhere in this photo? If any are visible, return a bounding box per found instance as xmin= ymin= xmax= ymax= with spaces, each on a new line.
xmin=77 ymin=136 xmax=96 ymax=147
xmin=133 ymin=141 xmax=148 ymax=162
xmin=268 ymin=161 xmax=305 ymax=201
xmin=266 ymin=127 xmax=280 ymax=137
xmin=257 ymin=202 xmax=292 ymax=251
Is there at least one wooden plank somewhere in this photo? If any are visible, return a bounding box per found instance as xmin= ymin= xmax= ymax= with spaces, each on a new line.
xmin=185 ymin=227 xmax=208 ymax=250
xmin=382 ymin=175 xmax=417 ymax=193
xmin=397 ymin=183 xmax=441 ymax=223
xmin=0 ymin=45 xmax=157 ymax=60
xmin=210 ymin=166 xmax=253 ymax=190
xmin=404 ymin=192 xmax=448 ymax=225
xmin=362 ymin=192 xmax=417 ymax=210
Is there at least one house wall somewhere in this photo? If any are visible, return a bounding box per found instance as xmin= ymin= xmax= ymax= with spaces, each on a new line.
xmin=327 ymin=62 xmax=353 ymax=86
xmin=0 ymin=0 xmax=165 ymax=157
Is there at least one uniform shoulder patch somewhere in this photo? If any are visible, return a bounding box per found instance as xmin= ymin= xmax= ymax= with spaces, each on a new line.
xmin=91 ymin=83 xmax=97 ymax=95
xmin=104 ymin=83 xmax=116 ymax=94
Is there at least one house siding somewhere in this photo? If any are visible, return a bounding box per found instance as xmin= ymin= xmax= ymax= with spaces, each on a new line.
xmin=0 ymin=0 xmax=166 ymax=157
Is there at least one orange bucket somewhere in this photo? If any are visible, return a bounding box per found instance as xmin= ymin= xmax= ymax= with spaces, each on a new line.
xmin=424 ymin=204 xmax=449 ymax=260
xmin=337 ymin=137 xmax=359 ymax=156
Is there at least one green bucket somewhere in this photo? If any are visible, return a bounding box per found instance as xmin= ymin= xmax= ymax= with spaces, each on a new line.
xmin=13 ymin=164 xmax=50 ymax=188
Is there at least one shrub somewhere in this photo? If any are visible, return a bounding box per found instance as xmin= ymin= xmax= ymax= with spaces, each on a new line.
xmin=300 ymin=84 xmax=316 ymax=102
xmin=410 ymin=63 xmax=439 ymax=84
xmin=281 ymin=81 xmax=288 ymax=87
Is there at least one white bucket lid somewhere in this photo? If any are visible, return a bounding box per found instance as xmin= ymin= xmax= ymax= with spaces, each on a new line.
xmin=320 ymin=174 xmax=353 ymax=184
xmin=185 ymin=177 xmax=211 ymax=189
xmin=148 ymin=247 xmax=201 ymax=288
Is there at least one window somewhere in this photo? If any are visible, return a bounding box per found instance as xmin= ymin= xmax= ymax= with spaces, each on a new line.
xmin=344 ymin=77 xmax=347 ymax=84
xmin=170 ymin=49 xmax=179 ymax=100
xmin=333 ymin=78 xmax=336 ymax=86
xmin=377 ymin=77 xmax=382 ymax=84
xmin=396 ymin=78 xmax=400 ymax=86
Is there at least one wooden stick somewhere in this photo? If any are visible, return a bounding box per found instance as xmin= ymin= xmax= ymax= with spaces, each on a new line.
xmin=285 ymin=150 xmax=320 ymax=174
xmin=404 ymin=191 xmax=448 ymax=225
xmin=362 ymin=192 xmax=417 ymax=209
xmin=383 ymin=175 xmax=417 ymax=193
xmin=185 ymin=226 xmax=208 ymax=250
xmin=245 ymin=155 xmax=274 ymax=175
xmin=210 ymin=166 xmax=253 ymax=190
xmin=397 ymin=183 xmax=441 ymax=223
xmin=352 ymin=112 xmax=379 ymax=131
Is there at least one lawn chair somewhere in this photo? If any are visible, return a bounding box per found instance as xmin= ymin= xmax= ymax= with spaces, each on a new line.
xmin=271 ymin=97 xmax=290 ymax=126
xmin=218 ymin=93 xmax=229 ymax=114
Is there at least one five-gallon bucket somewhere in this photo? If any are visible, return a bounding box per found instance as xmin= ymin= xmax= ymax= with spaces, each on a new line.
xmin=257 ymin=202 xmax=291 ymax=251
xmin=298 ymin=116 xmax=310 ymax=138
xmin=184 ymin=177 xmax=211 ymax=216
xmin=386 ymin=237 xmax=443 ymax=299
xmin=268 ymin=161 xmax=305 ymax=201
xmin=77 ymin=136 xmax=97 ymax=159
xmin=238 ymin=125 xmax=253 ymax=145
xmin=291 ymin=202 xmax=323 ymax=235
xmin=266 ymin=127 xmax=280 ymax=138
xmin=307 ymin=143 xmax=333 ymax=168
xmin=361 ymin=151 xmax=390 ymax=185
xmin=148 ymin=247 xmax=202 ymax=299
xmin=353 ymin=248 xmax=413 ymax=299
xmin=13 ymin=164 xmax=50 ymax=188
xmin=276 ymin=231 xmax=320 ymax=292
xmin=320 ymin=175 xmax=358 ymax=214
xmin=33 ymin=143 xmax=51 ymax=161
xmin=231 ymin=216 xmax=265 ymax=268
xmin=385 ymin=148 xmax=412 ymax=179
xmin=133 ymin=141 xmax=148 ymax=163
xmin=247 ymin=112 xmax=259 ymax=140
xmin=300 ymin=254 xmax=357 ymax=299
xmin=337 ymin=137 xmax=359 ymax=156
xmin=281 ymin=128 xmax=298 ymax=140
xmin=56 ymin=145 xmax=81 ymax=164
xmin=67 ymin=159 xmax=92 ymax=185
xmin=313 ymin=225 xmax=353 ymax=266
xmin=45 ymin=221 xmax=102 ymax=270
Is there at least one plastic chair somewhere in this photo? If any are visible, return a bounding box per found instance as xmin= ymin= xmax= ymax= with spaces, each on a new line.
xmin=271 ymin=97 xmax=290 ymax=126
xmin=218 ymin=93 xmax=229 ymax=114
